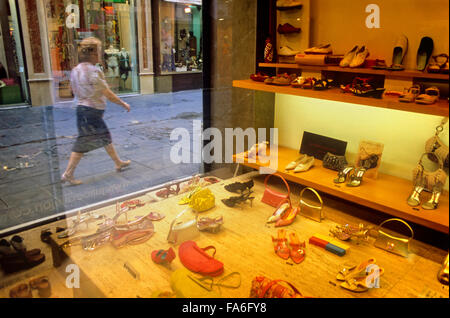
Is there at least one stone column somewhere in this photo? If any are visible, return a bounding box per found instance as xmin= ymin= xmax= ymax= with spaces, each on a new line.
xmin=17 ymin=0 xmax=54 ymax=106
xmin=137 ymin=0 xmax=154 ymax=94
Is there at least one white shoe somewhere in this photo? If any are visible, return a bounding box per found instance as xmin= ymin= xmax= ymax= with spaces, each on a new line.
xmin=304 ymin=44 xmax=333 ymax=55
xmin=349 ymin=46 xmax=369 ymax=68
xmin=294 ymin=155 xmax=315 ymax=172
xmin=340 ymin=45 xmax=359 ymax=67
xmin=285 ymin=154 xmax=307 ymax=170
xmin=278 ymin=46 xmax=301 ymax=56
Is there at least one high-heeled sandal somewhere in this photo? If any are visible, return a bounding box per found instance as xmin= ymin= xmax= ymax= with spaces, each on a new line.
xmin=336 ymin=258 xmax=376 ymax=281
xmin=197 ymin=216 xmax=224 ymax=233
xmin=151 ymin=247 xmax=176 ymax=265
xmin=288 ymin=232 xmax=306 ymax=264
xmin=222 ymin=190 xmax=255 ymax=208
xmin=407 ymin=185 xmax=424 ymax=207
xmin=224 ymin=179 xmax=254 ymax=193
xmin=340 ymin=267 xmax=384 ymax=293
xmin=421 ymin=189 xmax=442 ymax=210
xmin=272 ymin=229 xmax=290 ymax=260
xmin=346 ymin=167 xmax=366 ymax=187
xmin=275 ymin=205 xmax=299 ymax=227
xmin=334 ymin=166 xmax=355 ymax=184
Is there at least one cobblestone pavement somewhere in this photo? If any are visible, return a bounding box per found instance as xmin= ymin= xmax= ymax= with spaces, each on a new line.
xmin=0 ymin=89 xmax=203 ymax=231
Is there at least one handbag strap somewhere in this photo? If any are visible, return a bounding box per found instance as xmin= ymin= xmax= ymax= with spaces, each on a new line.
xmin=377 ymin=218 xmax=414 ymax=241
xmin=435 ymin=117 xmax=448 ymax=135
xmin=260 ymin=279 xmax=302 ymax=298
xmin=200 ymin=245 xmax=217 ymax=258
xmin=299 ymin=187 xmax=323 ymax=209
xmin=264 ymin=173 xmax=291 ymax=195
xmin=419 ymin=152 xmax=444 ymax=169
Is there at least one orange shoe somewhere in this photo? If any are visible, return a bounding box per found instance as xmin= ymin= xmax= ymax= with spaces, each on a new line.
xmin=272 ymin=229 xmax=290 ymax=260
xmin=288 ymin=232 xmax=306 ymax=264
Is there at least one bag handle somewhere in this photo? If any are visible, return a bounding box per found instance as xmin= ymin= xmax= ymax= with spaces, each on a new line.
xmin=419 ymin=152 xmax=444 ymax=169
xmin=200 ymin=245 xmax=217 ymax=258
xmin=264 ymin=173 xmax=290 ymax=195
xmin=377 ymin=218 xmax=414 ymax=241
xmin=260 ymin=279 xmax=302 ymax=298
xmin=299 ymin=187 xmax=323 ymax=209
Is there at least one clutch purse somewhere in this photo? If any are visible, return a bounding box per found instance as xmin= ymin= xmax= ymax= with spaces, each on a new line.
xmin=261 ymin=173 xmax=291 ymax=208
xmin=167 ymin=208 xmax=198 ymax=244
xmin=189 ymin=188 xmax=215 ymax=212
xmin=322 ymin=152 xmax=348 ymax=171
xmin=374 ymin=218 xmax=413 ymax=257
xmin=298 ymin=187 xmax=324 ymax=222
xmin=178 ymin=241 xmax=224 ymax=277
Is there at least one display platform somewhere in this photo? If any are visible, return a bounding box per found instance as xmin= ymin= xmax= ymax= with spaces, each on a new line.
xmin=1 ymin=172 xmax=447 ymax=298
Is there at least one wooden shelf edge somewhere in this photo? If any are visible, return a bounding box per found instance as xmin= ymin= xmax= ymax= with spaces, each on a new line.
xmin=233 ymin=79 xmax=450 ymax=117
xmin=233 ymin=150 xmax=449 ymax=234
xmin=258 ymin=63 xmax=450 ymax=80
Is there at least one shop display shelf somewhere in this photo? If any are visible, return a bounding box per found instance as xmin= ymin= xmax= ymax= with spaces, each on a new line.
xmin=232 ymin=79 xmax=449 ymax=117
xmin=233 ymin=146 xmax=449 ymax=234
xmin=259 ymin=63 xmax=450 ymax=80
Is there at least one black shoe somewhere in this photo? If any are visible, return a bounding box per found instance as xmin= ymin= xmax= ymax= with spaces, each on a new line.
xmin=224 ymin=179 xmax=254 ymax=193
xmin=417 ymin=36 xmax=434 ymax=71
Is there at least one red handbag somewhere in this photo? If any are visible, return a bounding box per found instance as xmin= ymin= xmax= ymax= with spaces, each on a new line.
xmin=261 ymin=173 xmax=291 ymax=208
xmin=178 ymin=241 xmax=224 ymax=277
xmin=250 ymin=276 xmax=308 ymax=298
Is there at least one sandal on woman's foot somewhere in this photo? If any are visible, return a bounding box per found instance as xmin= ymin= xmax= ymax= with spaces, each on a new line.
xmin=116 ymin=160 xmax=131 ymax=172
xmin=288 ymin=232 xmax=306 ymax=264
xmin=151 ymin=247 xmax=176 ymax=265
xmin=336 ymin=258 xmax=376 ymax=281
xmin=61 ymin=173 xmax=82 ymax=185
xmin=272 ymin=229 xmax=290 ymax=260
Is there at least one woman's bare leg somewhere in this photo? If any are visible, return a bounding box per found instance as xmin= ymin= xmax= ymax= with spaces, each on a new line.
xmin=104 ymin=144 xmax=130 ymax=171
xmin=62 ymin=152 xmax=83 ymax=185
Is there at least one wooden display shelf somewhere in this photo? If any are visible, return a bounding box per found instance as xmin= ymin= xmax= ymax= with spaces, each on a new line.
xmin=233 ymin=146 xmax=449 ymax=234
xmin=259 ymin=63 xmax=450 ymax=80
xmin=233 ymin=79 xmax=449 ymax=117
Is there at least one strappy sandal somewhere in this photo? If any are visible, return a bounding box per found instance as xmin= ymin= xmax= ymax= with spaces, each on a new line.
xmin=427 ymin=54 xmax=449 ymax=73
xmin=340 ymin=267 xmax=384 ymax=293
xmin=272 ymin=229 xmax=290 ymax=260
xmin=415 ymin=86 xmax=440 ymax=105
xmin=224 ymin=179 xmax=254 ymax=193
xmin=313 ymin=79 xmax=333 ymax=90
xmin=291 ymin=76 xmax=305 ymax=88
xmin=288 ymin=232 xmax=306 ymax=264
xmin=336 ymin=258 xmax=376 ymax=281
xmin=398 ymin=84 xmax=421 ymax=103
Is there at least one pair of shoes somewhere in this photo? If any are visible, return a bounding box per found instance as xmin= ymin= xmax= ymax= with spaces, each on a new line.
xmin=415 ymin=87 xmax=440 ymax=105
xmin=224 ymin=179 xmax=254 ymax=193
xmin=116 ymin=160 xmax=131 ymax=172
xmin=61 ymin=172 xmax=82 ymax=185
xmin=291 ymin=76 xmax=305 ymax=88
xmin=156 ymin=182 xmax=181 ymax=198
xmin=284 ymin=154 xmax=315 ymax=172
xmin=197 ymin=216 xmax=224 ymax=233
xmin=267 ymin=198 xmax=299 ymax=227
xmin=304 ymin=44 xmax=332 ymax=55
xmin=329 ymin=223 xmax=370 ymax=242
xmin=407 ymin=185 xmax=442 ymax=210
xmin=338 ymin=259 xmax=384 ymax=293
xmin=277 ymin=23 xmax=301 ymax=34
xmin=342 ymin=77 xmax=385 ymax=99
xmin=0 ymin=237 xmax=46 ymax=274
xmin=272 ymin=229 xmax=306 ymax=264
xmin=398 ymin=84 xmax=421 ymax=103
xmin=427 ymin=54 xmax=449 ymax=73
xmin=278 ymin=46 xmax=301 ymax=56
xmin=334 ymin=166 xmax=366 ymax=187
xmin=151 ymin=247 xmax=176 ymax=265
xmin=340 ymin=45 xmax=370 ymax=68
xmin=222 ymin=190 xmax=255 ymax=208
xmin=313 ymin=79 xmax=333 ymax=90
xmin=9 ymin=276 xmax=51 ymax=298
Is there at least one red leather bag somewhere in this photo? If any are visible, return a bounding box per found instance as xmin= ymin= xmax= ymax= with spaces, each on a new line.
xmin=261 ymin=173 xmax=291 ymax=208
xmin=178 ymin=241 xmax=224 ymax=277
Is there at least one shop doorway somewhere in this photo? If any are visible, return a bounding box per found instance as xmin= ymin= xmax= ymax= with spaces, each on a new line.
xmin=44 ymin=0 xmax=140 ymax=102
xmin=0 ymin=0 xmax=29 ymax=107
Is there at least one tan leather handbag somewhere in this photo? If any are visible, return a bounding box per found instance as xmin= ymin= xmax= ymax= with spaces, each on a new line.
xmin=374 ymin=218 xmax=414 ymax=257
xmin=167 ymin=208 xmax=198 ymax=244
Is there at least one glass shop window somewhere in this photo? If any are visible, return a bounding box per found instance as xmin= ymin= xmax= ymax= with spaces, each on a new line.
xmin=44 ymin=0 xmax=140 ymax=101
xmin=158 ymin=0 xmax=203 ymax=73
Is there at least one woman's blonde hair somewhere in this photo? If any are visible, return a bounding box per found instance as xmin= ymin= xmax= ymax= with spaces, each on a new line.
xmin=78 ymin=37 xmax=102 ymax=63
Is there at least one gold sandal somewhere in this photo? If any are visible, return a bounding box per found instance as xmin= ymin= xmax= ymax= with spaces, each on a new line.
xmin=340 ymin=267 xmax=384 ymax=293
xmin=336 ymin=258 xmax=376 ymax=281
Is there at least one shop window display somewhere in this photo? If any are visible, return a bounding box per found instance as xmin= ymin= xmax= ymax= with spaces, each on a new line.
xmin=45 ymin=0 xmax=139 ymax=99
xmin=158 ymin=0 xmax=202 ymax=73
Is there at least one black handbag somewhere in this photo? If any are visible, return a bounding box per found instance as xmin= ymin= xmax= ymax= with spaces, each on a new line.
xmin=322 ymin=152 xmax=348 ymax=171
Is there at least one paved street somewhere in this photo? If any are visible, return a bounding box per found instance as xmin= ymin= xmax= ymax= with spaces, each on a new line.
xmin=0 ymin=89 xmax=203 ymax=231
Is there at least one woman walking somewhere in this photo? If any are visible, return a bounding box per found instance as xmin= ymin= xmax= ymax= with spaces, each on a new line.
xmin=61 ymin=37 xmax=131 ymax=185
